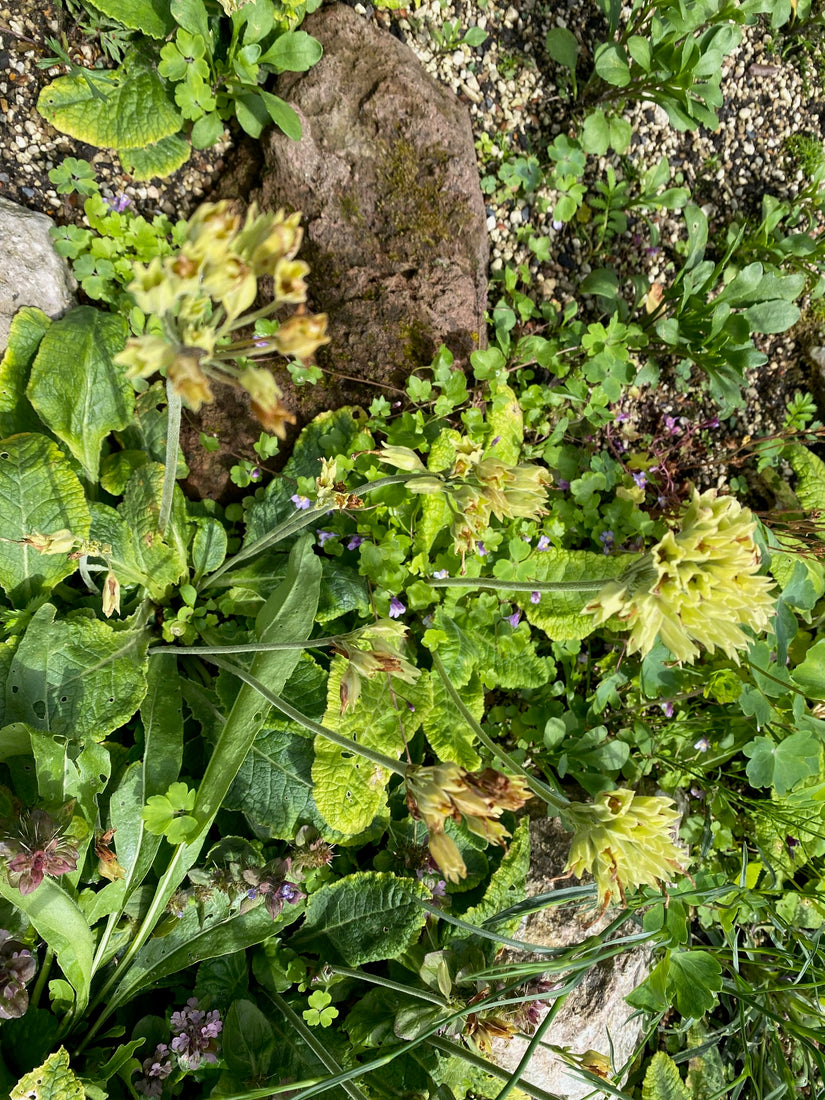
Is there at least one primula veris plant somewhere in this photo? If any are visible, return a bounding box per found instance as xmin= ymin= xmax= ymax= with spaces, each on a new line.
xmin=585 ymin=487 xmax=775 ymax=663
xmin=115 ymin=200 xmax=329 ymax=436
xmin=563 ymin=788 xmax=684 ymax=910
xmin=405 ymin=763 xmax=531 ymax=882
xmin=378 ymin=441 xmax=551 ymax=564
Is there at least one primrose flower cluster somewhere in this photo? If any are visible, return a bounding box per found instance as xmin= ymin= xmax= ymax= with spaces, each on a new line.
xmin=406 ymin=763 xmax=531 ymax=882
xmin=378 ymin=441 xmax=551 ymax=564
xmin=333 ymin=619 xmax=420 ymax=712
xmin=115 ymin=201 xmax=329 ymax=437
xmin=585 ymin=487 xmax=775 ymax=663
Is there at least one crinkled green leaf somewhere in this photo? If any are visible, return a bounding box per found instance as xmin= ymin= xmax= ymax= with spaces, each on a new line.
xmin=515 ymin=548 xmax=627 ymax=639
xmin=787 ymin=443 xmax=825 ymax=514
xmin=414 ymin=429 xmax=459 ymax=557
xmin=89 ymin=501 xmax=185 ymax=601
xmin=0 ymin=307 xmax=51 ymax=437
xmin=642 ymin=1052 xmax=690 ymax=1100
xmin=316 ymin=557 xmax=370 ymax=623
xmin=119 ymin=132 xmax=191 ymax=181
xmin=424 ymin=670 xmax=482 ymax=769
xmin=27 ymin=728 xmax=110 ymax=822
xmin=10 ymin=1047 xmax=84 ymax=1100
xmin=0 ymin=433 xmax=90 ymax=604
xmin=485 ymin=381 xmax=523 ymax=463
xmin=118 ymin=463 xmax=190 ymax=583
xmin=5 ymin=603 xmax=148 ymax=742
xmin=743 ymin=731 xmax=821 ymax=796
xmin=84 ymin=0 xmax=174 ymax=37
xmin=293 ymin=871 xmax=429 ymax=966
xmin=27 ymin=306 xmax=131 ymax=481
xmin=37 ymin=50 xmax=183 ymax=151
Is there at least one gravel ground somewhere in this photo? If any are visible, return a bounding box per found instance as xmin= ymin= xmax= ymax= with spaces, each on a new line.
xmin=2 ymin=0 xmax=824 ymax=471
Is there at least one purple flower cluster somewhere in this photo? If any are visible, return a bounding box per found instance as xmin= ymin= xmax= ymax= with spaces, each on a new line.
xmin=0 ymin=930 xmax=36 ymax=1020
xmin=242 ymin=857 xmax=305 ymax=920
xmin=135 ymin=999 xmax=223 ymax=1096
xmin=0 ymin=808 xmax=78 ymax=895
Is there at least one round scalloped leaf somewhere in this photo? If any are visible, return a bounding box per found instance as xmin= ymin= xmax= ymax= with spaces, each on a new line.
xmin=0 ymin=433 xmax=90 ymax=605
xmin=83 ymin=0 xmax=174 ymax=37
xmin=37 ymin=51 xmax=183 ymax=151
xmin=11 ymin=1047 xmax=85 ymax=1100
xmin=119 ymin=132 xmax=191 ymax=181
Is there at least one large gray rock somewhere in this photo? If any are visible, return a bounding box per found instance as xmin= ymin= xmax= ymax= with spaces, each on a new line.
xmin=491 ymin=818 xmax=652 ymax=1100
xmin=0 ymin=197 xmax=75 ymax=353
xmin=249 ymin=2 xmax=488 ymax=415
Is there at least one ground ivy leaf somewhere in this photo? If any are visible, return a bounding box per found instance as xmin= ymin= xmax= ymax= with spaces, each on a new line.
xmin=293 ymin=871 xmax=429 ymax=966
xmin=5 ymin=603 xmax=148 ymax=742
xmin=666 ymin=949 xmax=722 ymax=1019
xmin=0 ymin=433 xmax=90 ymax=604
xmin=37 ymin=50 xmax=183 ymax=151
xmin=27 ymin=306 xmax=131 ymax=482
xmin=119 ymin=132 xmax=191 ymax=181
xmin=10 ymin=1047 xmax=85 ymax=1100
xmin=743 ymin=731 xmax=821 ymax=796
xmin=0 ymin=306 xmax=50 ymax=437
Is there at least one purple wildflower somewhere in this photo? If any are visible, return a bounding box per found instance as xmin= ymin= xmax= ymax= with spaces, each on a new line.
xmin=433 ymin=569 xmax=449 ymax=579
xmin=316 ymin=530 xmax=335 ymax=546
xmin=250 ymin=467 xmax=262 ymax=481
xmin=105 ymin=194 xmax=131 ymax=213
xmin=347 ymin=534 xmax=364 ymax=550
xmin=490 ymin=435 xmax=501 ymax=446
xmin=615 ymin=411 xmax=629 ymax=422
xmin=694 ymin=736 xmax=710 ymax=752
xmin=664 ymin=416 xmax=682 ymax=435
xmin=632 ymin=471 xmax=647 ymax=490
xmin=476 ymin=541 xmax=487 ymax=556
xmin=241 ymin=858 xmax=306 ymax=920
xmin=254 ymin=337 xmax=270 ymax=349
xmin=135 ymin=1043 xmax=173 ymax=1098
xmin=556 ymin=479 xmax=570 ymax=491
xmin=661 ymin=701 xmax=674 ymax=718
xmin=0 ymin=930 xmax=36 ymax=1020
xmin=552 ymin=219 xmax=563 ymax=231
xmin=291 ymin=493 xmax=311 ymax=510
xmin=537 ymin=535 xmax=550 ymax=551
xmin=507 ymin=610 xmax=521 ymax=628
xmin=599 ymin=530 xmax=614 ymax=554
xmin=690 ymin=786 xmax=705 ymax=800
xmin=786 ymin=835 xmax=800 ymax=852
xmin=389 ymin=596 xmax=406 ymax=619
xmin=530 ymin=591 xmax=540 ymax=604
xmin=169 ymin=998 xmax=222 ymax=1070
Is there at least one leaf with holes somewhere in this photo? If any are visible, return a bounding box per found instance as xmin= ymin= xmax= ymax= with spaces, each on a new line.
xmin=27 ymin=306 xmax=131 ymax=482
xmin=514 ymin=548 xmax=627 ymax=640
xmin=0 ymin=433 xmax=90 ymax=605
xmin=37 ymin=50 xmax=183 ymax=151
xmin=10 ymin=1047 xmax=85 ymax=1100
xmin=5 ymin=603 xmax=148 ymax=742
xmin=292 ymin=871 xmax=429 ymax=966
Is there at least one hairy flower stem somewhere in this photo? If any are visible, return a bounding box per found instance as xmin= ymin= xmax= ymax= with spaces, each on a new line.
xmin=427 ymin=577 xmax=609 ymax=593
xmin=209 ymin=657 xmax=408 ymax=777
xmin=430 ymin=653 xmax=569 ymax=811
xmin=201 ymin=473 xmax=428 ymax=591
xmin=29 ymin=945 xmax=53 ymax=1010
xmin=147 ymin=635 xmax=341 ymax=657
xmin=158 ymin=379 xmax=182 ymax=538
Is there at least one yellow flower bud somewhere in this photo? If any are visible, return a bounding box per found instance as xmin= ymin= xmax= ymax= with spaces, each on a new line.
xmin=239 ymin=366 xmax=296 ymax=439
xmin=20 ymin=530 xmax=77 ymax=555
xmin=271 ymin=314 xmax=330 ymax=360
xmin=168 ymin=351 xmax=214 ymax=412
xmin=427 ymin=827 xmax=466 ymax=884
xmin=378 ymin=445 xmax=428 ymax=473
xmin=102 ymin=571 xmax=120 ymax=618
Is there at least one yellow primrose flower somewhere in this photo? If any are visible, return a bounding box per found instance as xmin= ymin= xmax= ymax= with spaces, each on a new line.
xmin=115 ymin=335 xmax=176 ymax=380
xmin=585 ymin=488 xmax=775 ymax=663
xmin=406 ymin=763 xmax=531 ymax=881
xmin=239 ymin=367 xmax=296 ymax=440
xmin=168 ymin=351 xmax=214 ymax=412
xmin=564 ymin=788 xmax=684 ymax=909
xmin=271 ymin=313 xmax=330 ymax=360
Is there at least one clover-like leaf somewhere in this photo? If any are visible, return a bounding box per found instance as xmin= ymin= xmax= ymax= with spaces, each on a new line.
xmin=142 ymin=781 xmax=198 ymax=843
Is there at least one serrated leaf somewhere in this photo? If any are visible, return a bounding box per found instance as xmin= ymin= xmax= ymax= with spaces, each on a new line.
xmin=294 ymin=871 xmax=429 ymax=965
xmin=515 ymin=548 xmax=626 ymax=639
xmin=787 ymin=443 xmax=825 ymax=514
xmin=119 ymin=463 xmax=189 ymax=582
xmin=10 ymin=1047 xmax=84 ymax=1100
xmin=642 ymin=1052 xmax=690 ymax=1100
xmin=37 ymin=50 xmax=183 ymax=151
xmin=666 ymin=950 xmax=722 ymax=1019
xmin=316 ymin=558 xmax=369 ymax=623
xmin=312 ymin=657 xmax=429 ymax=835
xmin=0 ymin=433 xmax=90 ymax=604
xmin=84 ymin=0 xmax=174 ymax=37
xmin=485 ymin=382 xmax=523 ymax=463
xmin=424 ymin=670 xmax=481 ymax=769
xmin=0 ymin=307 xmax=51 ymax=437
xmin=5 ymin=603 xmax=148 ymax=742
xmin=743 ymin=731 xmax=821 ymax=795
xmin=119 ymin=132 xmax=191 ymax=180
xmin=27 ymin=306 xmax=131 ymax=481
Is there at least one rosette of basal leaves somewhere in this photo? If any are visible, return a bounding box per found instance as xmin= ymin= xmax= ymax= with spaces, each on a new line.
xmin=585 ymin=487 xmax=775 ymax=663
xmin=115 ymin=201 xmax=329 ymax=436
